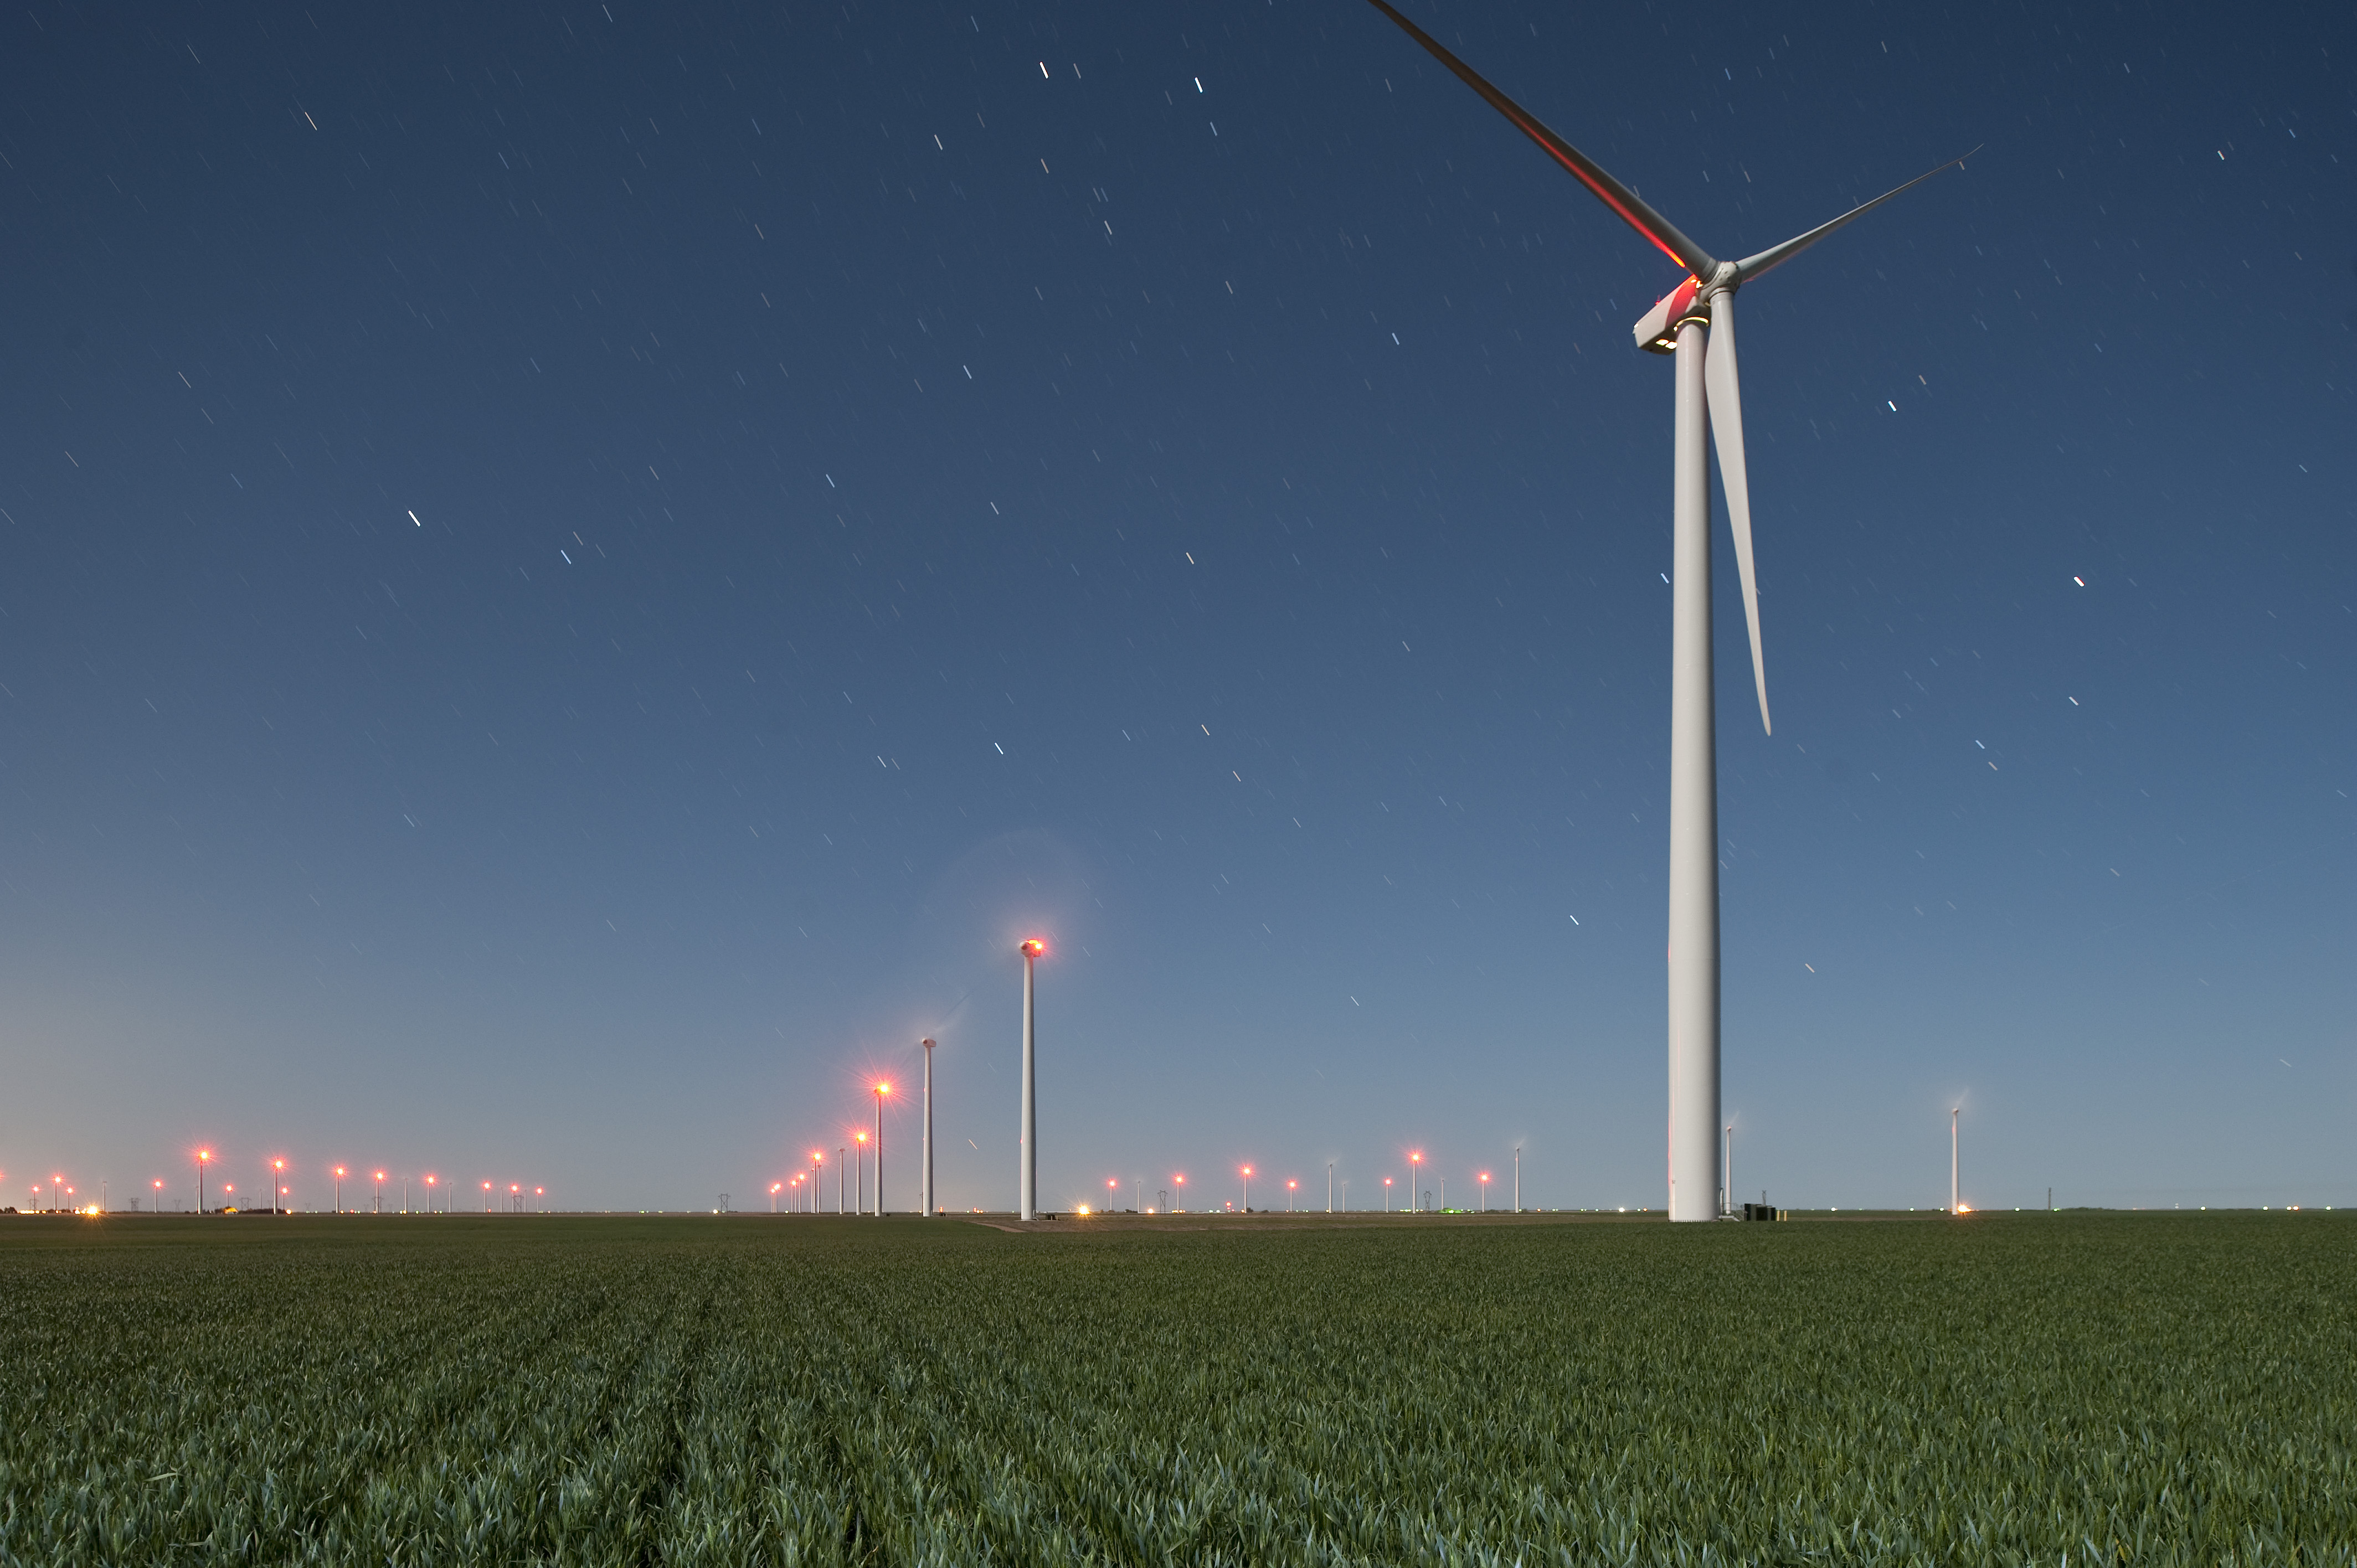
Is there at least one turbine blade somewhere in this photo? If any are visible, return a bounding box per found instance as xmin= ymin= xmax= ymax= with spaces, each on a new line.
xmin=1702 ymin=290 xmax=1770 ymax=735
xmin=1361 ymin=0 xmax=1716 ymax=277
xmin=1733 ymin=147 xmax=1982 ymax=283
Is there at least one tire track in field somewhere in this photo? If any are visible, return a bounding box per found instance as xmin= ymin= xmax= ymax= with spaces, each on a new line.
xmin=627 ymin=1265 xmax=719 ymax=1567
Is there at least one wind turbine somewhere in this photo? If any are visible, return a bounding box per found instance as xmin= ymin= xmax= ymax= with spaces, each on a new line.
xmin=1363 ymin=1 xmax=1973 ymax=1221
xmin=1951 ymin=1105 xmax=1962 ymax=1215
xmin=920 ymin=1039 xmax=938 ymax=1218
xmin=1018 ymin=938 xmax=1046 ymax=1221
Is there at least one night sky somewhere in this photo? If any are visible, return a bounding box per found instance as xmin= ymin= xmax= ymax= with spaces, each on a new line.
xmin=3 ymin=1 xmax=2349 ymax=1216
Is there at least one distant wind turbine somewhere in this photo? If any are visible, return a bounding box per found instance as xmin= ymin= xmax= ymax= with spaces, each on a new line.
xmin=1951 ymin=1106 xmax=1962 ymax=1215
xmin=1018 ymin=938 xmax=1046 ymax=1221
xmin=921 ymin=1039 xmax=939 ymax=1218
xmin=1363 ymin=0 xmax=1974 ymax=1220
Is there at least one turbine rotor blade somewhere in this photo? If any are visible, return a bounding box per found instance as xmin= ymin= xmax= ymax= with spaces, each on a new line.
xmin=1702 ymin=289 xmax=1770 ymax=735
xmin=1733 ymin=147 xmax=1982 ymax=283
xmin=1361 ymin=0 xmax=1716 ymax=277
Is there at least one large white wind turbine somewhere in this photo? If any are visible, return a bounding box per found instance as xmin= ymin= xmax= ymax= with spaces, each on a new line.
xmin=1365 ymin=1 xmax=1973 ymax=1220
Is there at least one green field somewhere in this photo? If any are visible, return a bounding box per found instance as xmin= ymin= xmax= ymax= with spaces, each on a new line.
xmin=0 ymin=1211 xmax=2348 ymax=1565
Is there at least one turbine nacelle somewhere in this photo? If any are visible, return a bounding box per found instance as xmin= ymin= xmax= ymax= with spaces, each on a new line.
xmin=1633 ymin=275 xmax=1704 ymax=355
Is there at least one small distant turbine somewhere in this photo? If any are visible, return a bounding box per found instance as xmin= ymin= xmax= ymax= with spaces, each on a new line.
xmin=1951 ymin=1106 xmax=1962 ymax=1215
xmin=873 ymin=1081 xmax=891 ymax=1216
xmin=1363 ymin=0 xmax=1975 ymax=1222
xmin=920 ymin=1038 xmax=939 ymax=1218
xmin=1724 ymin=1123 xmax=1735 ymax=1218
xmin=1018 ymin=938 xmax=1046 ymax=1221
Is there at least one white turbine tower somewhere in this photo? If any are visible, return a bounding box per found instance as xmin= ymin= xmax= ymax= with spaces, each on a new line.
xmin=1018 ymin=938 xmax=1045 ymax=1221
xmin=1365 ymin=1 xmax=1973 ymax=1221
xmin=920 ymin=1038 xmax=938 ymax=1218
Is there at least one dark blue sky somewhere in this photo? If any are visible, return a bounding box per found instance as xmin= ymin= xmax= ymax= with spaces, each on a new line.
xmin=3 ymin=1 xmax=2349 ymax=1215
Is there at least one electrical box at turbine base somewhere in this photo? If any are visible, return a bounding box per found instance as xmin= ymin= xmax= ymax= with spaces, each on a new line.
xmin=1742 ymin=1202 xmax=1787 ymax=1221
